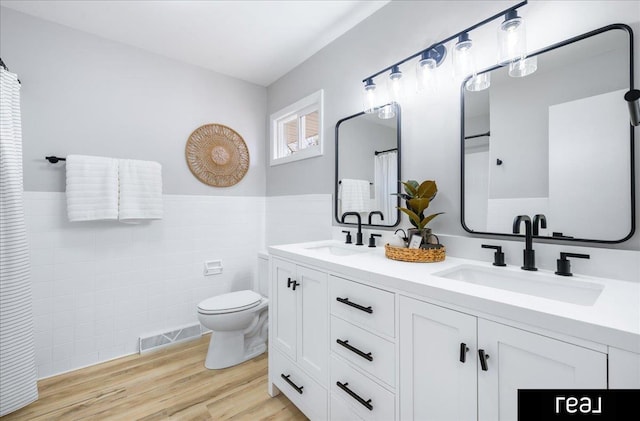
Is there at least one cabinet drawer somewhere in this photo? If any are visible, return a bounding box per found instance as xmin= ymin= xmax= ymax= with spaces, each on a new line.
xmin=331 ymin=316 xmax=395 ymax=388
xmin=330 ymin=275 xmax=395 ymax=338
xmin=331 ymin=393 xmax=365 ymax=421
xmin=330 ymin=355 xmax=395 ymax=421
xmin=272 ymin=350 xmax=327 ymax=421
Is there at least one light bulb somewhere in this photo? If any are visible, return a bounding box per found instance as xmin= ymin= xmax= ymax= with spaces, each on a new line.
xmin=363 ymin=79 xmax=377 ymax=114
xmin=498 ymin=10 xmax=527 ymax=64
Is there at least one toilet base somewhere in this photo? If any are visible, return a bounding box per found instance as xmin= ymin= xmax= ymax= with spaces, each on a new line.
xmin=204 ymin=330 xmax=267 ymax=370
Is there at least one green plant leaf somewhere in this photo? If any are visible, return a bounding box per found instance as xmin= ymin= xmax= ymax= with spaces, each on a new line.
xmin=420 ymin=212 xmax=445 ymax=228
xmin=398 ymin=207 xmax=421 ymax=228
xmin=407 ymin=197 xmax=430 ymax=215
xmin=401 ymin=181 xmax=418 ymax=197
xmin=417 ymin=180 xmax=438 ymax=200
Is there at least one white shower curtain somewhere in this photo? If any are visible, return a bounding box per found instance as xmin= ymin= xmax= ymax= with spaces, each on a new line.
xmin=0 ymin=67 xmax=39 ymax=415
xmin=374 ymin=151 xmax=398 ymax=221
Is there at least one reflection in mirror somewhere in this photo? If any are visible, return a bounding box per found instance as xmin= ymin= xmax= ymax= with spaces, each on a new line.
xmin=335 ymin=104 xmax=401 ymax=227
xmin=462 ymin=24 xmax=634 ymax=243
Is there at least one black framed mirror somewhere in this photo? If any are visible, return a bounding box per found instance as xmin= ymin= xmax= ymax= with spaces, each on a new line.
xmin=335 ymin=104 xmax=401 ymax=228
xmin=461 ymin=24 xmax=635 ymax=244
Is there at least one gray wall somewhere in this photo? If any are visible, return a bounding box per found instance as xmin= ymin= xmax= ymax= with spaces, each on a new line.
xmin=266 ymin=0 xmax=640 ymax=250
xmin=0 ymin=7 xmax=267 ymax=196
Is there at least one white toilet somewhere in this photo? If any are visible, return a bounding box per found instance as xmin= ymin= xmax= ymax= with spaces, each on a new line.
xmin=197 ymin=253 xmax=269 ymax=369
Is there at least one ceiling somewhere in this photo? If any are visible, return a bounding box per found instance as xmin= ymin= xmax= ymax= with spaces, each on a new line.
xmin=0 ymin=0 xmax=390 ymax=86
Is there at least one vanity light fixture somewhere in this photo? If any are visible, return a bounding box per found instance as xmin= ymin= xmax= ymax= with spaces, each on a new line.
xmin=465 ymin=72 xmax=491 ymax=92
xmin=378 ymin=103 xmax=396 ymax=120
xmin=360 ymin=0 xmax=528 ymax=110
xmin=508 ymin=55 xmax=537 ymax=77
xmin=416 ymin=45 xmax=447 ymax=93
xmin=362 ymin=78 xmax=377 ymax=114
xmin=387 ymin=65 xmax=404 ymax=104
xmin=497 ymin=9 xmax=527 ymax=64
xmin=453 ymin=33 xmax=476 ymax=79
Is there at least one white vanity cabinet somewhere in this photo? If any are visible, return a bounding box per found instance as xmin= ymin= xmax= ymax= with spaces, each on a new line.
xmin=270 ymin=257 xmax=329 ymax=420
xmin=328 ymin=275 xmax=397 ymax=421
xmin=399 ymin=296 xmax=608 ymax=421
xmin=608 ymin=347 xmax=640 ymax=388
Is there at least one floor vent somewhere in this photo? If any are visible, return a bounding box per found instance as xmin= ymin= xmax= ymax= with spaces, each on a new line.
xmin=139 ymin=324 xmax=202 ymax=354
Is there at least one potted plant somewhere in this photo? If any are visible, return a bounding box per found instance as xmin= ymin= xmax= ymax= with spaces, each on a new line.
xmin=395 ymin=179 xmax=444 ymax=247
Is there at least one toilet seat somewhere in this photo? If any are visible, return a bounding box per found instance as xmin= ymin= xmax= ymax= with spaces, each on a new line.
xmin=197 ymin=290 xmax=262 ymax=315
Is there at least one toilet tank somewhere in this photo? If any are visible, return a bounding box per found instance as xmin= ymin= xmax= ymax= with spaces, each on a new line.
xmin=257 ymin=252 xmax=269 ymax=297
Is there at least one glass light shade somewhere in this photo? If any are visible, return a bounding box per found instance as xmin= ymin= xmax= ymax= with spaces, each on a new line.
xmin=363 ymin=80 xmax=377 ymax=114
xmin=416 ymin=57 xmax=438 ymax=93
xmin=508 ymin=55 xmax=537 ymax=77
xmin=498 ymin=14 xmax=527 ymax=64
xmin=453 ymin=37 xmax=476 ymax=78
xmin=465 ymin=72 xmax=490 ymax=91
xmin=387 ymin=67 xmax=404 ymax=104
xmin=378 ymin=104 xmax=396 ymax=120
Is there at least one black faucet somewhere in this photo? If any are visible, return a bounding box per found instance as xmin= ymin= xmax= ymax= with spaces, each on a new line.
xmin=341 ymin=212 xmax=363 ymax=246
xmin=368 ymin=211 xmax=384 ymax=225
xmin=533 ymin=214 xmax=547 ymax=236
xmin=513 ymin=215 xmax=537 ymax=271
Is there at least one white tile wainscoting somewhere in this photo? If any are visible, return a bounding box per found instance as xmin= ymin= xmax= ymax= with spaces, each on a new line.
xmin=24 ymin=192 xmax=332 ymax=379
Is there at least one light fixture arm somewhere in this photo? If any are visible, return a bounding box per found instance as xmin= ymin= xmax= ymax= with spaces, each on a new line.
xmin=361 ymin=0 xmax=528 ymax=83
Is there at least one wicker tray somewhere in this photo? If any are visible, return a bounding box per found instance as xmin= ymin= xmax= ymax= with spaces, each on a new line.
xmin=385 ymin=244 xmax=446 ymax=263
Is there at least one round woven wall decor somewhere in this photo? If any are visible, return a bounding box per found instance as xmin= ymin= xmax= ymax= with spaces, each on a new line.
xmin=185 ymin=124 xmax=250 ymax=187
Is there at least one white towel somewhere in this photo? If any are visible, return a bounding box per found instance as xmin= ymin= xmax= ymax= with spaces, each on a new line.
xmin=118 ymin=159 xmax=163 ymax=221
xmin=340 ymin=179 xmax=370 ymax=213
xmin=65 ymin=155 xmax=119 ymax=221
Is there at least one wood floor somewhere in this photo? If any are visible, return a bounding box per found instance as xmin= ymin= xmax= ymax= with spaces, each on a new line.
xmin=3 ymin=335 xmax=308 ymax=420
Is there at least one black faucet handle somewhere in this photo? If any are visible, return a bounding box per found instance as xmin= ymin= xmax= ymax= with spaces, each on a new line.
xmin=555 ymin=252 xmax=590 ymax=276
xmin=368 ymin=233 xmax=382 ymax=248
xmin=342 ymin=230 xmax=352 ymax=244
xmin=481 ymin=244 xmax=506 ymax=267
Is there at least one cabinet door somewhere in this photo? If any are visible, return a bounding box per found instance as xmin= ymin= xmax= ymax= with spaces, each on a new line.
xmin=399 ymin=297 xmax=478 ymax=421
xmin=478 ymin=319 xmax=607 ymax=421
xmin=272 ymin=258 xmax=297 ymax=360
xmin=297 ymin=265 xmax=328 ymax=385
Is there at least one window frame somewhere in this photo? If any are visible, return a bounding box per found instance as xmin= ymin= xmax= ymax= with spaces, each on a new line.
xmin=270 ymin=89 xmax=324 ymax=166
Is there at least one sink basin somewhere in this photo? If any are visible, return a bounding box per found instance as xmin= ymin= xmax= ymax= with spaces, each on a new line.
xmin=305 ymin=244 xmax=368 ymax=257
xmin=433 ymin=264 xmax=604 ymax=306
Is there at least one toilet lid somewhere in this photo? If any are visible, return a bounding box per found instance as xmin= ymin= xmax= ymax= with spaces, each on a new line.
xmin=198 ymin=290 xmax=262 ymax=314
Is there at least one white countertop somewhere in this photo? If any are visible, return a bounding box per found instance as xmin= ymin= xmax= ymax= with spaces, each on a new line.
xmin=269 ymin=240 xmax=640 ymax=354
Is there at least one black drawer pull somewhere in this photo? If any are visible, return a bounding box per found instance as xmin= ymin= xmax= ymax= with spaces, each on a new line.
xmin=336 ymin=297 xmax=373 ymax=314
xmin=292 ymin=280 xmax=300 ymax=291
xmin=459 ymin=342 xmax=469 ymax=363
xmin=281 ymin=374 xmax=304 ymax=394
xmin=287 ymin=278 xmax=293 ymax=288
xmin=337 ymin=339 xmax=373 ymax=361
xmin=336 ymin=381 xmax=373 ymax=411
xmin=478 ymin=349 xmax=490 ymax=371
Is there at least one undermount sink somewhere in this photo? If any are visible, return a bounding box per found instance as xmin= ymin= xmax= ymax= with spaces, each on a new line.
xmin=305 ymin=244 xmax=368 ymax=256
xmin=433 ymin=264 xmax=604 ymax=306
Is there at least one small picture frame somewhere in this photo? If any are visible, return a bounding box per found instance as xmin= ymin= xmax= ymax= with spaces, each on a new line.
xmin=408 ymin=234 xmax=422 ymax=249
